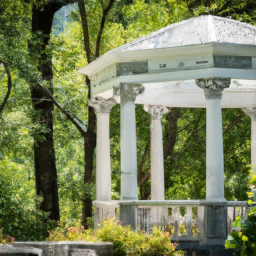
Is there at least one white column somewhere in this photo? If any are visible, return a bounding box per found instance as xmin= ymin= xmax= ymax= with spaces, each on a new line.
xmin=196 ymin=78 xmax=231 ymax=202
xmin=89 ymin=97 xmax=116 ymax=201
xmin=119 ymin=83 xmax=144 ymax=200
xmin=144 ymin=105 xmax=169 ymax=200
xmin=242 ymin=108 xmax=256 ymax=175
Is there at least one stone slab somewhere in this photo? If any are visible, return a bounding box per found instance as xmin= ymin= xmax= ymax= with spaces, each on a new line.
xmin=13 ymin=242 xmax=113 ymax=256
xmin=180 ymin=249 xmax=235 ymax=256
xmin=0 ymin=254 xmax=36 ymax=256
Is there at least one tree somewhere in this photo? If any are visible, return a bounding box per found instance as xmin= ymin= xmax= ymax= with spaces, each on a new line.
xmin=28 ymin=0 xmax=82 ymax=221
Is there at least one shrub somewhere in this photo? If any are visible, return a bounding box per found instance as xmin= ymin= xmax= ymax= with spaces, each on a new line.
xmin=0 ymin=176 xmax=57 ymax=241
xmin=0 ymin=228 xmax=15 ymax=244
xmin=225 ymin=206 xmax=256 ymax=255
xmin=47 ymin=217 xmax=184 ymax=256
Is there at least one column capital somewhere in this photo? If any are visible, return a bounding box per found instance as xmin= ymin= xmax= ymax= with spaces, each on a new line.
xmin=196 ymin=78 xmax=231 ymax=99
xmin=89 ymin=96 xmax=116 ymax=114
xmin=114 ymin=83 xmax=144 ymax=102
xmin=144 ymin=105 xmax=169 ymax=119
xmin=242 ymin=107 xmax=256 ymax=121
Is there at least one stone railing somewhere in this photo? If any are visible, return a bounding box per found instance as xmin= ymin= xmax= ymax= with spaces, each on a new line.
xmin=93 ymin=200 xmax=248 ymax=241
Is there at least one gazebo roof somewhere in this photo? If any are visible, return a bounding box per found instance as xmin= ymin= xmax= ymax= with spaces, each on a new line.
xmin=79 ymin=15 xmax=256 ymax=109
xmin=79 ymin=15 xmax=256 ymax=76
xmin=115 ymin=15 xmax=256 ymax=51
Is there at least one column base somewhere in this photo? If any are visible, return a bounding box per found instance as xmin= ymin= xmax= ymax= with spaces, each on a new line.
xmin=201 ymin=202 xmax=227 ymax=246
xmin=93 ymin=201 xmax=119 ymax=229
xmin=176 ymin=242 xmax=235 ymax=256
xmin=120 ymin=204 xmax=137 ymax=230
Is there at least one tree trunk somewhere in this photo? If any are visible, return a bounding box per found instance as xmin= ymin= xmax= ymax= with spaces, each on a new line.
xmin=78 ymin=0 xmax=115 ymax=228
xmin=164 ymin=108 xmax=180 ymax=159
xmin=30 ymin=3 xmax=63 ymax=221
xmin=81 ymin=105 xmax=97 ymax=228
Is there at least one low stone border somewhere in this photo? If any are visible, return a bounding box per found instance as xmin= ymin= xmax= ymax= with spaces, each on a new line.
xmin=0 ymin=244 xmax=42 ymax=255
xmin=13 ymin=242 xmax=113 ymax=256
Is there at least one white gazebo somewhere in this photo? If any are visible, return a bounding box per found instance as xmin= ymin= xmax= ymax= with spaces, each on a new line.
xmin=79 ymin=15 xmax=256 ymax=249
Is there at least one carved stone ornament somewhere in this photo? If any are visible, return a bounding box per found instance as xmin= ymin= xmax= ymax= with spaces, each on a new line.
xmin=114 ymin=84 xmax=144 ymax=102
xmin=242 ymin=107 xmax=256 ymax=121
xmin=144 ymin=105 xmax=169 ymax=119
xmin=89 ymin=96 xmax=116 ymax=114
xmin=196 ymin=78 xmax=231 ymax=99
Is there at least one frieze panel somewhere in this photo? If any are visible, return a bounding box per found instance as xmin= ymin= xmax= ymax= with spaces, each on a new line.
xmin=91 ymin=64 xmax=117 ymax=88
xmin=214 ymin=56 xmax=252 ymax=69
xmin=117 ymin=62 xmax=148 ymax=76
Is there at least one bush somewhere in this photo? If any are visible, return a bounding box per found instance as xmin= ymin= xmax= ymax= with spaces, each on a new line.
xmin=0 ymin=228 xmax=15 ymax=244
xmin=47 ymin=217 xmax=184 ymax=256
xmin=0 ymin=176 xmax=57 ymax=241
xmin=225 ymin=207 xmax=256 ymax=255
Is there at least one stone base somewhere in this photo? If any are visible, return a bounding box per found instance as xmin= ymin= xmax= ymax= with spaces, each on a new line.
xmin=0 ymin=254 xmax=37 ymax=256
xmin=176 ymin=242 xmax=235 ymax=256
xmin=181 ymin=249 xmax=235 ymax=256
xmin=120 ymin=204 xmax=137 ymax=230
xmin=13 ymin=242 xmax=113 ymax=256
xmin=0 ymin=244 xmax=41 ymax=256
xmin=202 ymin=202 xmax=227 ymax=246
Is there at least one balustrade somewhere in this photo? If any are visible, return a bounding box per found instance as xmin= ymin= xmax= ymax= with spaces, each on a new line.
xmin=93 ymin=200 xmax=248 ymax=240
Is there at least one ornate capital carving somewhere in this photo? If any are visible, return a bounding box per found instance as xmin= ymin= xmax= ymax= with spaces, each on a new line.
xmin=144 ymin=105 xmax=169 ymax=119
xmin=89 ymin=96 xmax=116 ymax=114
xmin=196 ymin=78 xmax=231 ymax=99
xmin=114 ymin=83 xmax=144 ymax=102
xmin=242 ymin=107 xmax=256 ymax=121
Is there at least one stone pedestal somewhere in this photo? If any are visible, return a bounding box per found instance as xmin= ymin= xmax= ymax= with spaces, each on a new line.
xmin=120 ymin=204 xmax=138 ymax=230
xmin=202 ymin=202 xmax=227 ymax=246
xmin=93 ymin=201 xmax=119 ymax=229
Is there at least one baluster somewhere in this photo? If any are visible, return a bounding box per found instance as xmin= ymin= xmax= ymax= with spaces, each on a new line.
xmin=185 ymin=206 xmax=193 ymax=238
xmin=146 ymin=208 xmax=151 ymax=234
xmin=144 ymin=208 xmax=146 ymax=232
xmin=197 ymin=206 xmax=204 ymax=239
xmin=149 ymin=208 xmax=152 ymax=234
xmin=227 ymin=207 xmax=234 ymax=234
xmin=173 ymin=207 xmax=180 ymax=238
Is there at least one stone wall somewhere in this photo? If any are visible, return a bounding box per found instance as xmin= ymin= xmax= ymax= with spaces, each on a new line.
xmin=12 ymin=242 xmax=113 ymax=256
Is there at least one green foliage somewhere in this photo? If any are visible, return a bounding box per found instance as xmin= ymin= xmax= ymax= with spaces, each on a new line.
xmin=0 ymin=165 xmax=56 ymax=241
xmin=250 ymin=175 xmax=256 ymax=188
xmin=225 ymin=207 xmax=256 ymax=255
xmin=178 ymin=223 xmax=186 ymax=236
xmin=47 ymin=217 xmax=184 ymax=256
xmin=188 ymin=0 xmax=256 ymax=25
xmin=0 ymin=228 xmax=15 ymax=244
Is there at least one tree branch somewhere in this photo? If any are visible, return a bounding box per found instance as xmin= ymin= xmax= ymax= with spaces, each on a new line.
xmin=138 ymin=169 xmax=150 ymax=187
xmin=78 ymin=0 xmax=91 ymax=63
xmin=95 ymin=0 xmax=115 ymax=58
xmin=0 ymin=60 xmax=12 ymax=115
xmin=223 ymin=112 xmax=245 ymax=134
xmin=37 ymin=82 xmax=87 ymax=135
xmin=137 ymin=142 xmax=150 ymax=187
